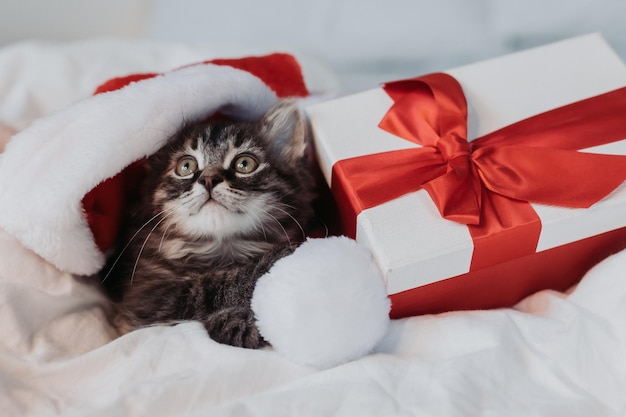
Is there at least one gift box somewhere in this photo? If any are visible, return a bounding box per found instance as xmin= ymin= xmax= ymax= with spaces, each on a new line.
xmin=305 ymin=34 xmax=626 ymax=318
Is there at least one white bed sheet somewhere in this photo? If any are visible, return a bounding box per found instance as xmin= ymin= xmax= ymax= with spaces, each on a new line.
xmin=2 ymin=39 xmax=626 ymax=417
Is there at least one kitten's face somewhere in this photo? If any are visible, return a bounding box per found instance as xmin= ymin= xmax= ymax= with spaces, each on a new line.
xmin=144 ymin=100 xmax=314 ymax=244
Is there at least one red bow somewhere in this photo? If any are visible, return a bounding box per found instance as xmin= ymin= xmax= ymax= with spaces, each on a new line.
xmin=331 ymin=73 xmax=626 ymax=270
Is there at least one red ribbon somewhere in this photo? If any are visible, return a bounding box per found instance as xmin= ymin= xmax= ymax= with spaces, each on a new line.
xmin=331 ymin=73 xmax=626 ymax=270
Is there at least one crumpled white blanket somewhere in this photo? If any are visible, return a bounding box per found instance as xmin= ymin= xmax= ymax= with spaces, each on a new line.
xmin=1 ymin=39 xmax=626 ymax=417
xmin=3 ymin=224 xmax=626 ymax=417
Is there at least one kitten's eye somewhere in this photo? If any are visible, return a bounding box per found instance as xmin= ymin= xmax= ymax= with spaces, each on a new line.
xmin=233 ymin=154 xmax=259 ymax=174
xmin=175 ymin=156 xmax=198 ymax=177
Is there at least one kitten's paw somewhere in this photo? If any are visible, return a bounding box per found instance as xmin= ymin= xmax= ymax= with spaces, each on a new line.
xmin=203 ymin=307 xmax=266 ymax=349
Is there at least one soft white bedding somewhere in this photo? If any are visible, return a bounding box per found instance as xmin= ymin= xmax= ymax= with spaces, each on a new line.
xmin=2 ymin=39 xmax=626 ymax=417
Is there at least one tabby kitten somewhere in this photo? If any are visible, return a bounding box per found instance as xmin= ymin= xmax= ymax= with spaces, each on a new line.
xmin=103 ymin=99 xmax=316 ymax=349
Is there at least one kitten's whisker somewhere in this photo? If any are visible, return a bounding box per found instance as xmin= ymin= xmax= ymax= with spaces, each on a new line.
xmin=276 ymin=202 xmax=329 ymax=238
xmin=272 ymin=206 xmax=306 ymax=241
xmin=274 ymin=202 xmax=299 ymax=211
xmin=101 ymin=208 xmax=175 ymax=283
xmin=276 ymin=201 xmax=320 ymax=237
xmin=158 ymin=216 xmax=176 ymax=252
xmin=271 ymin=214 xmax=292 ymax=247
xmin=322 ymin=221 xmax=329 ymax=238
xmin=255 ymin=206 xmax=292 ymax=247
xmin=130 ymin=214 xmax=170 ymax=285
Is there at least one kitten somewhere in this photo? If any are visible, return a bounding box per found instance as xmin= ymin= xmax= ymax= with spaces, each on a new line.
xmin=102 ymin=99 xmax=317 ymax=349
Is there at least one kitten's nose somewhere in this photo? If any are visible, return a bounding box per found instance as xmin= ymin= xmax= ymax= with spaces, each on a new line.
xmin=198 ymin=174 xmax=223 ymax=191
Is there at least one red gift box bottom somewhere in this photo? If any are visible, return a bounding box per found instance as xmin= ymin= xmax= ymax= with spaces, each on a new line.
xmin=389 ymin=226 xmax=626 ymax=319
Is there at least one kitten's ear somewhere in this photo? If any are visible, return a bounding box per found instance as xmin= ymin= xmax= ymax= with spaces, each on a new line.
xmin=260 ymin=99 xmax=307 ymax=164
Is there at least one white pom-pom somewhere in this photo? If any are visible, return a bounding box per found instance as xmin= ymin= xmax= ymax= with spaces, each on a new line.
xmin=252 ymin=236 xmax=390 ymax=369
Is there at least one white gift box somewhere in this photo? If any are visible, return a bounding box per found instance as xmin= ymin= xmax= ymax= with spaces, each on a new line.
xmin=306 ymin=34 xmax=626 ymax=317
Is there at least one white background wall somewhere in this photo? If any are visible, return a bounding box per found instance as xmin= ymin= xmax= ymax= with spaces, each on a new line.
xmin=1 ymin=0 xmax=625 ymax=91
